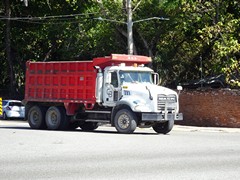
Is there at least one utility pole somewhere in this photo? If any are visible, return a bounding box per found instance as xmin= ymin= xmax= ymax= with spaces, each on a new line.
xmin=127 ymin=0 xmax=133 ymax=55
xmin=96 ymin=0 xmax=168 ymax=55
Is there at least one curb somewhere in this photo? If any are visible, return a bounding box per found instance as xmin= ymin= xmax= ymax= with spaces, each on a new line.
xmin=1 ymin=120 xmax=240 ymax=133
xmin=173 ymin=125 xmax=240 ymax=133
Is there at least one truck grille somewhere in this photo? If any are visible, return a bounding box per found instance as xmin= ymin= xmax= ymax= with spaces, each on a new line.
xmin=157 ymin=94 xmax=176 ymax=111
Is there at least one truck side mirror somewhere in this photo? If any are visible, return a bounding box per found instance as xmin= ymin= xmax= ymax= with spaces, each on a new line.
xmin=177 ymin=86 xmax=183 ymax=91
xmin=105 ymin=73 xmax=111 ymax=84
xmin=106 ymin=71 xmax=117 ymax=85
xmin=152 ymin=73 xmax=159 ymax=85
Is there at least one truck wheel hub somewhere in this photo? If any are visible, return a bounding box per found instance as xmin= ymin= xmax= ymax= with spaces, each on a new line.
xmin=49 ymin=111 xmax=58 ymax=125
xmin=118 ymin=114 xmax=130 ymax=129
xmin=33 ymin=112 xmax=39 ymax=122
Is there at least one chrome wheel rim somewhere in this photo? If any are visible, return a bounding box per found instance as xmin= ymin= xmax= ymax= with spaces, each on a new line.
xmin=118 ymin=114 xmax=130 ymax=129
xmin=48 ymin=110 xmax=58 ymax=126
xmin=31 ymin=111 xmax=39 ymax=125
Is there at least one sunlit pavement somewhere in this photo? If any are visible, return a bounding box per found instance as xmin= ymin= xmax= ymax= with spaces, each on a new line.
xmin=1 ymin=119 xmax=240 ymax=133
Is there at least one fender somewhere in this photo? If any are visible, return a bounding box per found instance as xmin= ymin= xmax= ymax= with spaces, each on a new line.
xmin=110 ymin=96 xmax=151 ymax=126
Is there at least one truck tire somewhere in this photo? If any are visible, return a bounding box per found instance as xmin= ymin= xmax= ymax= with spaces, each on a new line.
xmin=152 ymin=120 xmax=174 ymax=134
xmin=114 ymin=109 xmax=137 ymax=134
xmin=79 ymin=122 xmax=98 ymax=131
xmin=28 ymin=106 xmax=47 ymax=129
xmin=45 ymin=106 xmax=68 ymax=130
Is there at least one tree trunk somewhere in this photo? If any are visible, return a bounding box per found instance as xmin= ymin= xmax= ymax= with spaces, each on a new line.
xmin=4 ymin=0 xmax=16 ymax=98
xmin=138 ymin=31 xmax=153 ymax=57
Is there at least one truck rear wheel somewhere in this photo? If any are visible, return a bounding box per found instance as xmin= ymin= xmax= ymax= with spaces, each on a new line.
xmin=45 ymin=106 xmax=68 ymax=130
xmin=28 ymin=106 xmax=47 ymax=129
xmin=114 ymin=109 xmax=137 ymax=134
xmin=152 ymin=120 xmax=174 ymax=134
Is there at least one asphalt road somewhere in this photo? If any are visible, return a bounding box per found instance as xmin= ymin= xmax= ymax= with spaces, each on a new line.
xmin=0 ymin=120 xmax=240 ymax=180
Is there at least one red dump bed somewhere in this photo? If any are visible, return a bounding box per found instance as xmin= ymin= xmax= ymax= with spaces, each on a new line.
xmin=24 ymin=54 xmax=152 ymax=107
xmin=24 ymin=61 xmax=97 ymax=104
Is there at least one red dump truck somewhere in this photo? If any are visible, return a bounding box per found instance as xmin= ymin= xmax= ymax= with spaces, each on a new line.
xmin=24 ymin=54 xmax=182 ymax=134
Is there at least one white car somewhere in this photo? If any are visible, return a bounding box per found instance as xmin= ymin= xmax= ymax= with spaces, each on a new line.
xmin=1 ymin=100 xmax=25 ymax=120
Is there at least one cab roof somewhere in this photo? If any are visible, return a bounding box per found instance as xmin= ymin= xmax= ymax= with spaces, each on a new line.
xmin=93 ymin=54 xmax=152 ymax=69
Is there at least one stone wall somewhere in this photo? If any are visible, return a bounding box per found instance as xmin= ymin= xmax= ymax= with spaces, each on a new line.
xmin=177 ymin=89 xmax=240 ymax=128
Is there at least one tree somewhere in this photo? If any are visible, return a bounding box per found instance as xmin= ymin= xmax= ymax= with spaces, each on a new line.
xmin=0 ymin=0 xmax=239 ymax=100
xmin=152 ymin=0 xmax=240 ymax=87
xmin=1 ymin=0 xmax=18 ymax=98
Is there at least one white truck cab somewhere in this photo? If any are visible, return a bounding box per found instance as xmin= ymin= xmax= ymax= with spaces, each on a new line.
xmin=94 ymin=57 xmax=183 ymax=134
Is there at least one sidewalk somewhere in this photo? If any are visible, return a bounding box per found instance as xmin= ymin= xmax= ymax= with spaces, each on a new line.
xmin=173 ymin=125 xmax=240 ymax=133
xmin=1 ymin=119 xmax=240 ymax=133
xmin=0 ymin=119 xmax=27 ymax=126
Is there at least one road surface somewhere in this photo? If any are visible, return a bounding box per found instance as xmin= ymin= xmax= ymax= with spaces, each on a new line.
xmin=0 ymin=120 xmax=240 ymax=179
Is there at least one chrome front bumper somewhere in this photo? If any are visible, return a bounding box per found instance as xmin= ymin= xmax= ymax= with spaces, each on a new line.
xmin=142 ymin=113 xmax=183 ymax=121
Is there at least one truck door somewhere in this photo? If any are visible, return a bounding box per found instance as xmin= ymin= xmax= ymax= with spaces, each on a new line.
xmin=103 ymin=71 xmax=121 ymax=106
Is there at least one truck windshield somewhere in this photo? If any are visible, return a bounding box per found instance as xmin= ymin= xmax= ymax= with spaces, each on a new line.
xmin=119 ymin=71 xmax=153 ymax=84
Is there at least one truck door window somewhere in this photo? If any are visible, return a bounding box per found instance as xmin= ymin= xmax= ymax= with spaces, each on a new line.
xmin=110 ymin=72 xmax=118 ymax=87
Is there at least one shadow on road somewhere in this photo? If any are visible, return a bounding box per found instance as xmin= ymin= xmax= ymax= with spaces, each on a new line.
xmin=0 ymin=125 xmax=158 ymax=135
xmin=0 ymin=119 xmax=160 ymax=135
xmin=76 ymin=129 xmax=158 ymax=135
xmin=0 ymin=126 xmax=32 ymax=130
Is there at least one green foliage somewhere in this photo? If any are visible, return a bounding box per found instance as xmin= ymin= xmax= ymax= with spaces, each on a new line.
xmin=0 ymin=0 xmax=239 ymax=98
xmin=154 ymin=0 xmax=240 ymax=88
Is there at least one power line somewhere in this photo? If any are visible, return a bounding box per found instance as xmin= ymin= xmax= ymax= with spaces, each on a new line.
xmin=0 ymin=12 xmax=98 ymax=21
xmin=13 ymin=19 xmax=91 ymax=25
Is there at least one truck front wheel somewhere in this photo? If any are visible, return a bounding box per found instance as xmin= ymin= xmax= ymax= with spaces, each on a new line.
xmin=114 ymin=109 xmax=137 ymax=134
xmin=28 ymin=106 xmax=47 ymax=129
xmin=45 ymin=106 xmax=68 ymax=130
xmin=152 ymin=120 xmax=174 ymax=134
